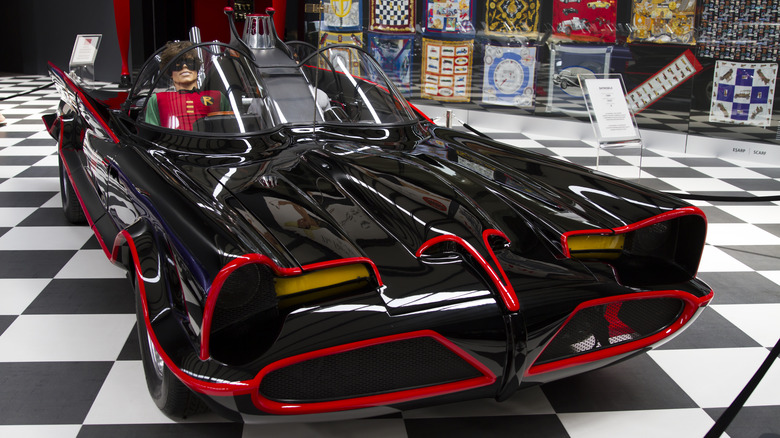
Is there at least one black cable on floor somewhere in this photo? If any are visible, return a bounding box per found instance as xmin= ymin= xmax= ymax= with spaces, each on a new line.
xmin=0 ymin=81 xmax=55 ymax=101
xmin=705 ymin=336 xmax=780 ymax=437
xmin=668 ymin=193 xmax=780 ymax=202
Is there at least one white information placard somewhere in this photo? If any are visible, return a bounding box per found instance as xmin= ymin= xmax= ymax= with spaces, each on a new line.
xmin=69 ymin=34 xmax=102 ymax=66
xmin=584 ymin=78 xmax=638 ymax=141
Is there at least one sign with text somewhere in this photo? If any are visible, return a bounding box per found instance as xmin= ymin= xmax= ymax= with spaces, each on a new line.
xmin=583 ymin=77 xmax=640 ymax=143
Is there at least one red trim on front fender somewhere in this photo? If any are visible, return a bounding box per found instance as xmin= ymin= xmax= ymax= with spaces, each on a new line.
xmin=416 ymin=231 xmax=520 ymax=312
xmin=121 ymin=230 xmax=255 ymax=396
xmin=200 ymin=254 xmax=384 ymax=360
xmin=560 ymin=206 xmax=706 ymax=258
xmin=250 ymin=330 xmax=496 ymax=415
xmin=525 ymin=289 xmax=713 ymax=377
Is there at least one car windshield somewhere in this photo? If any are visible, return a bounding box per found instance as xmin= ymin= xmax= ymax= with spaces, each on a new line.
xmin=130 ymin=42 xmax=417 ymax=134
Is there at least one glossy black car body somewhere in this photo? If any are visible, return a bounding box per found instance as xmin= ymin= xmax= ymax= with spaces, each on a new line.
xmin=43 ymin=18 xmax=711 ymax=422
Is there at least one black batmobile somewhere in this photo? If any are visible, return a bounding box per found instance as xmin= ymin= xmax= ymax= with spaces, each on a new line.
xmin=44 ymin=13 xmax=711 ymax=422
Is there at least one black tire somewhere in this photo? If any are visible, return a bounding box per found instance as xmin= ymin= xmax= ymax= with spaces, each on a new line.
xmin=58 ymin=157 xmax=87 ymax=224
xmin=134 ymin=280 xmax=208 ymax=418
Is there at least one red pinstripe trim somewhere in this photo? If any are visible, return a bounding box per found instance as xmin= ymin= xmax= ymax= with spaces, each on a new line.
xmin=250 ymin=330 xmax=496 ymax=415
xmin=560 ymin=206 xmax=707 ymax=258
xmin=200 ymin=254 xmax=383 ymax=360
xmin=525 ymin=289 xmax=713 ymax=376
xmin=416 ymin=230 xmax=520 ymax=312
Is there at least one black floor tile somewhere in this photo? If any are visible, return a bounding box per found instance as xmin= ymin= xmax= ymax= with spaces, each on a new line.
xmin=77 ymin=424 xmax=244 ymax=438
xmin=405 ymin=415 xmax=569 ymax=438
xmin=705 ymin=406 xmax=780 ymax=438
xmin=541 ymin=354 xmax=697 ymax=412
xmin=0 ymin=191 xmax=58 ymax=207
xmin=697 ymin=206 xmax=746 ymax=223
xmin=16 ymin=166 xmax=58 ymax=178
xmin=657 ymin=308 xmax=762 ymax=350
xmin=0 ymin=361 xmax=113 ymax=424
xmin=23 ymin=278 xmax=134 ymax=314
xmin=0 ymin=250 xmax=75 ymax=278
xmin=117 ymin=323 xmax=142 ymax=361
xmin=17 ymin=208 xmax=72 ymax=226
xmin=719 ymin=246 xmax=780 ymax=272
xmin=697 ymin=272 xmax=780 ymax=304
xmin=0 ymin=315 xmax=16 ymax=337
xmin=643 ymin=167 xmax=710 ymax=178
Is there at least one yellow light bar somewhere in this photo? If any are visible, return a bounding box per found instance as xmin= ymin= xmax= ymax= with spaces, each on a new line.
xmin=567 ymin=234 xmax=625 ymax=259
xmin=274 ymin=264 xmax=372 ymax=297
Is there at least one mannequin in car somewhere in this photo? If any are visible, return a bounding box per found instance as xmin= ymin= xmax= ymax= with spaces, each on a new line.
xmin=144 ymin=41 xmax=229 ymax=130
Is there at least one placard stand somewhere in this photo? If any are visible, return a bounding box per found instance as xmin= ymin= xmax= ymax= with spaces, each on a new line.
xmin=579 ymin=74 xmax=644 ymax=178
xmin=69 ymin=34 xmax=102 ymax=85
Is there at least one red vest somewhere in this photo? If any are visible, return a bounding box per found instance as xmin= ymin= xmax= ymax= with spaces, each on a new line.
xmin=156 ymin=90 xmax=223 ymax=130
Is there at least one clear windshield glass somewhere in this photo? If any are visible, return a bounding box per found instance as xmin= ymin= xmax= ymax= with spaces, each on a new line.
xmin=298 ymin=45 xmax=417 ymax=125
xmin=133 ymin=42 xmax=280 ymax=134
xmin=130 ymin=42 xmax=417 ymax=134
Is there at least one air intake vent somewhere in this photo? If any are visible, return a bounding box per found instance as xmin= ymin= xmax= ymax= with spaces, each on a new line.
xmin=535 ymin=297 xmax=684 ymax=366
xmin=259 ymin=335 xmax=486 ymax=403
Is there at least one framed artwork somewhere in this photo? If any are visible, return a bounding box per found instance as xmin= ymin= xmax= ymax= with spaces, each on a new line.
xmin=629 ymin=0 xmax=696 ymax=44
xmin=424 ymin=0 xmax=475 ymax=34
xmin=318 ymin=31 xmax=365 ymax=76
xmin=322 ymin=0 xmax=363 ymax=31
xmin=421 ymin=38 xmax=474 ymax=102
xmin=485 ymin=0 xmax=539 ymax=37
xmin=482 ymin=45 xmax=537 ymax=108
xmin=709 ymin=61 xmax=778 ymax=127
xmin=552 ymin=0 xmax=617 ymax=43
xmin=698 ymin=0 xmax=780 ymax=61
xmin=367 ymin=32 xmax=415 ymax=95
xmin=546 ymin=44 xmax=612 ymax=115
xmin=627 ymin=50 xmax=702 ymax=114
xmin=369 ymin=0 xmax=416 ymax=33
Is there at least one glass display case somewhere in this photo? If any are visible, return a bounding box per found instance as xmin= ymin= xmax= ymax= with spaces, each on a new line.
xmin=297 ymin=0 xmax=780 ymax=147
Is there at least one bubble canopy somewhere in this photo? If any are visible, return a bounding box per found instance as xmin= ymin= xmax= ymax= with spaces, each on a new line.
xmin=128 ymin=42 xmax=418 ymax=134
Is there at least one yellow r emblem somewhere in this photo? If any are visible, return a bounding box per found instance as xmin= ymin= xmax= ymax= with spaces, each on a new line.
xmin=202 ymin=96 xmax=214 ymax=106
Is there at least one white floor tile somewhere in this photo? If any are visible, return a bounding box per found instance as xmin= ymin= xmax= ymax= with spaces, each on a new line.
xmin=0 ymin=279 xmax=50 ymax=315
xmin=55 ymin=250 xmax=126 ymax=279
xmin=712 ymin=304 xmax=780 ymax=348
xmin=0 ymin=207 xmax=36 ymax=227
xmin=697 ymin=245 xmax=753 ymax=273
xmin=758 ymin=271 xmax=780 ymax=288
xmin=559 ymin=408 xmax=717 ymax=438
xmin=705 ymin=223 xmax=780 ymax=246
xmin=41 ymin=193 xmax=63 ymax=208
xmin=403 ymin=386 xmax=554 ymax=418
xmin=0 ymin=425 xmax=81 ymax=438
xmin=32 ymin=155 xmax=60 ymax=167
xmin=0 ymin=146 xmax=56 ymax=157
xmin=0 ymin=314 xmax=136 ymax=362
xmin=0 ymin=138 xmax=24 ymax=147
xmin=695 ymin=167 xmax=769 ymax=179
xmin=662 ymin=178 xmax=744 ymax=192
xmin=0 ymin=177 xmax=59 ymax=192
xmin=0 ymin=226 xmax=94 ymax=250
xmin=548 ymin=147 xmax=598 ymax=157
xmin=594 ymin=165 xmax=643 ymax=179
xmin=0 ymin=166 xmax=29 ymax=178
xmin=649 ymin=347 xmax=780 ymax=408
xmin=717 ymin=205 xmax=780 ymax=224
xmin=639 ymin=157 xmax=688 ymax=168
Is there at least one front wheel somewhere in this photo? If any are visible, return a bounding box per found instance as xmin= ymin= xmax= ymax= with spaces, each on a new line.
xmin=135 ymin=280 xmax=207 ymax=418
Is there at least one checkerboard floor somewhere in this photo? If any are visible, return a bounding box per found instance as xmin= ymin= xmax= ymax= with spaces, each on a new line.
xmin=1 ymin=75 xmax=779 ymax=438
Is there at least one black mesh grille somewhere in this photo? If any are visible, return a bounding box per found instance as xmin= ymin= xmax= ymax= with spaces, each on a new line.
xmin=536 ymin=298 xmax=684 ymax=365
xmin=259 ymin=336 xmax=484 ymax=402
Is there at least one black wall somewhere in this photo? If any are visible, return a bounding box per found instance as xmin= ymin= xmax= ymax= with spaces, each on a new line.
xmin=0 ymin=0 xmax=192 ymax=82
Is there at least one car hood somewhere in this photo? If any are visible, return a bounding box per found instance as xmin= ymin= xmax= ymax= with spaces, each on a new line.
xmin=193 ymin=127 xmax=688 ymax=310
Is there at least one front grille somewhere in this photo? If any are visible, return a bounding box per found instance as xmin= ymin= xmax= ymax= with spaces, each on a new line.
xmin=259 ymin=336 xmax=484 ymax=402
xmin=535 ymin=298 xmax=684 ymax=365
